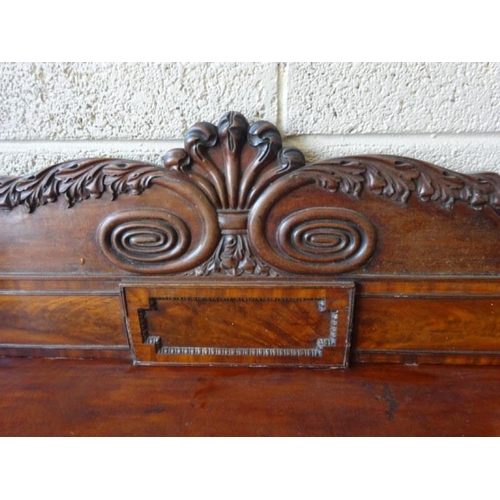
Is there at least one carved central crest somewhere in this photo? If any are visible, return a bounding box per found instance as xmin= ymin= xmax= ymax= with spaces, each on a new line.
xmin=2 ymin=111 xmax=498 ymax=277
xmin=162 ymin=111 xmax=306 ymax=276
xmin=163 ymin=111 xmax=306 ymax=210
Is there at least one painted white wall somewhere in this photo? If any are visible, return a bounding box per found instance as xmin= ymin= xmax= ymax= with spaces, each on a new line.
xmin=1 ymin=62 xmax=499 ymax=176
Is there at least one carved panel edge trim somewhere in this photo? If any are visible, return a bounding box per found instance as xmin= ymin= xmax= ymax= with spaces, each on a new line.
xmin=123 ymin=284 xmax=355 ymax=368
xmin=139 ymin=297 xmax=337 ymax=359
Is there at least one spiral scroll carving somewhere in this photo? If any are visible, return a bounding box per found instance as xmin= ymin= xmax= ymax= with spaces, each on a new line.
xmin=252 ymin=207 xmax=376 ymax=274
xmin=278 ymin=208 xmax=375 ymax=265
xmin=98 ymin=209 xmax=211 ymax=274
xmin=3 ymin=112 xmax=499 ymax=276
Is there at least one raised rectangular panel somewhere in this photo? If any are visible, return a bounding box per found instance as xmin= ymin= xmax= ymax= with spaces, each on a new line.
xmin=122 ymin=283 xmax=355 ymax=368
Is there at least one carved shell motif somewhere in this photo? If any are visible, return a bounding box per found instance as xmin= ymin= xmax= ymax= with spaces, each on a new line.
xmin=1 ymin=111 xmax=499 ymax=276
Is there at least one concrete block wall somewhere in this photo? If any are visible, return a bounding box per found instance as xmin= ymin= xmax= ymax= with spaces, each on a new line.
xmin=1 ymin=62 xmax=499 ymax=176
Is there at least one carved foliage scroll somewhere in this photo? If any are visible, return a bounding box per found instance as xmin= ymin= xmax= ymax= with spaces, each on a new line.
xmin=1 ymin=112 xmax=499 ymax=276
xmin=0 ymin=159 xmax=166 ymax=212
xmin=163 ymin=112 xmax=378 ymax=275
xmin=164 ymin=112 xmax=309 ymax=276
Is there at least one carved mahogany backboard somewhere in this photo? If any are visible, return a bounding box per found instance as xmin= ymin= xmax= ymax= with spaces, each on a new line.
xmin=0 ymin=112 xmax=499 ymax=367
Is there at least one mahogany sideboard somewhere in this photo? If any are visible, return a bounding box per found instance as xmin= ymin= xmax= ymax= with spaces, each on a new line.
xmin=1 ymin=111 xmax=499 ymax=436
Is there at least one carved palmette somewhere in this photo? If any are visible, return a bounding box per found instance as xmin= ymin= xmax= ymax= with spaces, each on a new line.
xmin=162 ymin=112 xmax=380 ymax=275
xmin=1 ymin=112 xmax=499 ymax=276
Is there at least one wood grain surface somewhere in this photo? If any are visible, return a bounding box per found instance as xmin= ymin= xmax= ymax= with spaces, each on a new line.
xmin=0 ymin=112 xmax=499 ymax=437
xmin=123 ymin=283 xmax=354 ymax=367
xmin=0 ymin=295 xmax=126 ymax=346
xmin=354 ymin=297 xmax=500 ymax=351
xmin=1 ymin=358 xmax=499 ymax=436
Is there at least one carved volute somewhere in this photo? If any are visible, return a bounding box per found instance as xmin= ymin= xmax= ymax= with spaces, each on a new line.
xmin=1 ymin=111 xmax=499 ymax=277
xmin=1 ymin=111 xmax=500 ymax=370
xmin=162 ymin=111 xmax=310 ymax=276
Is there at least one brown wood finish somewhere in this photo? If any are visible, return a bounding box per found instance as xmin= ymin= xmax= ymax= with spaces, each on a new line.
xmin=123 ymin=283 xmax=354 ymax=367
xmin=2 ymin=358 xmax=500 ymax=436
xmin=355 ymin=296 xmax=500 ymax=352
xmin=0 ymin=111 xmax=499 ymax=434
xmin=0 ymin=294 xmax=126 ymax=347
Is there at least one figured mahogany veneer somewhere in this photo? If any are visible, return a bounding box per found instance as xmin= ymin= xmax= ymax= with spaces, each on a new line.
xmin=0 ymin=111 xmax=499 ymax=368
xmin=122 ymin=283 xmax=354 ymax=367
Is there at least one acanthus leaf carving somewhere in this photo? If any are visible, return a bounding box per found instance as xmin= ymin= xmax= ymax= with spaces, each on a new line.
xmin=189 ymin=234 xmax=280 ymax=277
xmin=1 ymin=112 xmax=499 ymax=276
xmin=0 ymin=159 xmax=167 ymax=213
xmin=298 ymin=155 xmax=500 ymax=212
xmin=161 ymin=111 xmax=307 ymax=276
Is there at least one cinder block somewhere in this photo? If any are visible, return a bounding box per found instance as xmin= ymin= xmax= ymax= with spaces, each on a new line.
xmin=285 ymin=136 xmax=500 ymax=174
xmin=284 ymin=63 xmax=500 ymax=135
xmin=0 ymin=145 xmax=174 ymax=176
xmin=1 ymin=137 xmax=498 ymax=177
xmin=0 ymin=63 xmax=277 ymax=140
